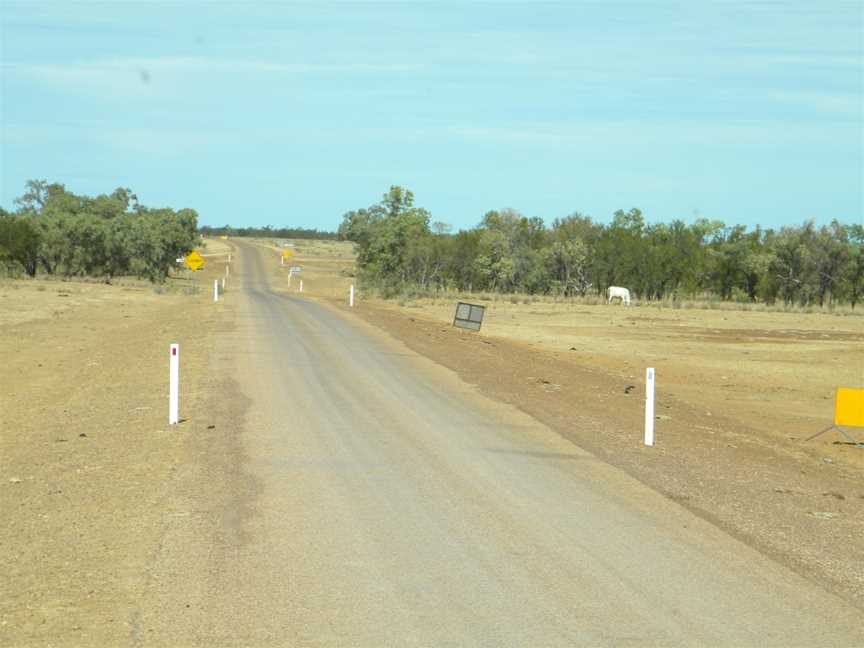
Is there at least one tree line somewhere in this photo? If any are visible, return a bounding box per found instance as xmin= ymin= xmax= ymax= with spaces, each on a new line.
xmin=199 ymin=225 xmax=337 ymax=240
xmin=339 ymin=186 xmax=864 ymax=308
xmin=0 ymin=180 xmax=199 ymax=283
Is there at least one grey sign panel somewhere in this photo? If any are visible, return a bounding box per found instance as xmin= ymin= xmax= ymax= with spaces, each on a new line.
xmin=453 ymin=302 xmax=486 ymax=331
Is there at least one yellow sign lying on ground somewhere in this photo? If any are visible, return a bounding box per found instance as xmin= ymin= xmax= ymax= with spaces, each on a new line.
xmin=219 ymin=235 xmax=228 ymax=240
xmin=184 ymin=250 xmax=206 ymax=272
xmin=835 ymin=388 xmax=864 ymax=428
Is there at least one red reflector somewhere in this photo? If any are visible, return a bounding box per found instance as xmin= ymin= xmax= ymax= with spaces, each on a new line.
xmin=172 ymin=348 xmax=177 ymax=355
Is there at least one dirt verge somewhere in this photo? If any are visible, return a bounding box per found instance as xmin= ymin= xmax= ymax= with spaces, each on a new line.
xmin=0 ymin=245 xmax=240 ymax=645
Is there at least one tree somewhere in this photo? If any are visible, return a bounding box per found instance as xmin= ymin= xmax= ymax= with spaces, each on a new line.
xmin=13 ymin=179 xmax=51 ymax=214
xmin=7 ymin=180 xmax=199 ymax=282
xmin=594 ymin=208 xmax=646 ymax=295
xmin=767 ymin=223 xmax=819 ymax=305
xmin=842 ymin=224 xmax=864 ymax=309
xmin=341 ymin=186 xmax=432 ymax=290
xmin=812 ymin=221 xmax=849 ymax=306
xmin=0 ymin=213 xmax=41 ymax=277
xmin=545 ymin=238 xmax=590 ymax=296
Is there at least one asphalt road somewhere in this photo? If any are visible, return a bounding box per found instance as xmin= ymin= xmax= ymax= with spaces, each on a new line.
xmin=136 ymin=242 xmax=863 ymax=647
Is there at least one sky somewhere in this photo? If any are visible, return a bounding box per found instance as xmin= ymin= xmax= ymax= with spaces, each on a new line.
xmin=1 ymin=1 xmax=862 ymax=232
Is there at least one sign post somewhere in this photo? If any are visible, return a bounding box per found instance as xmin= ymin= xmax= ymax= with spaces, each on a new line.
xmin=644 ymin=368 xmax=655 ymax=446
xmin=299 ymin=280 xmax=303 ymax=292
xmin=349 ymin=284 xmax=355 ymax=307
xmin=169 ymin=344 xmax=179 ymax=425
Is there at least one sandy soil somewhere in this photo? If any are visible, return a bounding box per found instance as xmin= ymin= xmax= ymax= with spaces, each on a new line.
xmin=0 ymin=241 xmax=239 ymax=645
xmin=378 ymin=298 xmax=864 ymax=465
xmin=275 ymin=239 xmax=864 ymax=609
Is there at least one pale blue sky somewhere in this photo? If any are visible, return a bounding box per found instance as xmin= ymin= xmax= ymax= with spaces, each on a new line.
xmin=1 ymin=1 xmax=862 ymax=231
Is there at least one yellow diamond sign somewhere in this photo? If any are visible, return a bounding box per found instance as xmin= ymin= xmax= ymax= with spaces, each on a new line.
xmin=282 ymin=250 xmax=293 ymax=259
xmin=185 ymin=250 xmax=205 ymax=272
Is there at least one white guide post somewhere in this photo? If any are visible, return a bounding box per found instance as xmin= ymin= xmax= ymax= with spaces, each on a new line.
xmin=349 ymin=284 xmax=355 ymax=307
xmin=221 ymin=277 xmax=225 ymax=290
xmin=299 ymin=280 xmax=303 ymax=292
xmin=644 ymin=367 xmax=655 ymax=446
xmin=281 ymin=256 xmax=284 ymax=266
xmin=226 ymin=264 xmax=229 ymax=277
xmin=169 ymin=344 xmax=179 ymax=425
xmin=214 ymin=279 xmax=219 ymax=302
xmin=228 ymin=253 xmax=231 ymax=263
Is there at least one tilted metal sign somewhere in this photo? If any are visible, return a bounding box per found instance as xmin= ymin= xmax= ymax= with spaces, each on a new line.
xmin=184 ymin=250 xmax=205 ymax=272
xmin=290 ymin=266 xmax=302 ymax=273
xmin=453 ymin=302 xmax=486 ymax=331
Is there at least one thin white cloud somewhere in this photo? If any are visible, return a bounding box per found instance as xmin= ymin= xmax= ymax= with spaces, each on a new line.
xmin=768 ymin=91 xmax=863 ymax=118
xmin=2 ymin=56 xmax=425 ymax=99
xmin=445 ymin=119 xmax=856 ymax=149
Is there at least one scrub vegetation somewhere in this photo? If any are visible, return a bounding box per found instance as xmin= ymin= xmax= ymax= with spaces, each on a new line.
xmin=199 ymin=225 xmax=337 ymax=240
xmin=339 ymin=186 xmax=864 ymax=308
xmin=0 ymin=180 xmax=199 ymax=283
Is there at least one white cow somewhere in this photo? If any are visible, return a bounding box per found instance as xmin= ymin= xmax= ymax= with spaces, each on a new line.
xmin=607 ymin=286 xmax=631 ymax=305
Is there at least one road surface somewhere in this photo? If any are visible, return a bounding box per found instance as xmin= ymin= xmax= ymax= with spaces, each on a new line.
xmin=134 ymin=242 xmax=863 ymax=646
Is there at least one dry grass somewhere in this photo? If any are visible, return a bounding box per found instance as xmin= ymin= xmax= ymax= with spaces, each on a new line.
xmin=368 ymin=292 xmax=864 ymax=465
xmin=384 ymin=288 xmax=861 ymax=317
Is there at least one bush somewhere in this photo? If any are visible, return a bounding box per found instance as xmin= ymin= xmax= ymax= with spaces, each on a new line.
xmin=0 ymin=216 xmax=40 ymax=277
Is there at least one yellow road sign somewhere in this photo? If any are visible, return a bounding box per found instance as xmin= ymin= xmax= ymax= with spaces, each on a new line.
xmin=835 ymin=388 xmax=864 ymax=428
xmin=282 ymin=249 xmax=293 ymax=259
xmin=185 ymin=250 xmax=205 ymax=272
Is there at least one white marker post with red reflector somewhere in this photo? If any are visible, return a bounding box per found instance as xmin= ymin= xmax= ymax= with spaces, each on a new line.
xmin=644 ymin=367 xmax=655 ymax=446
xmin=169 ymin=344 xmax=179 ymax=425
